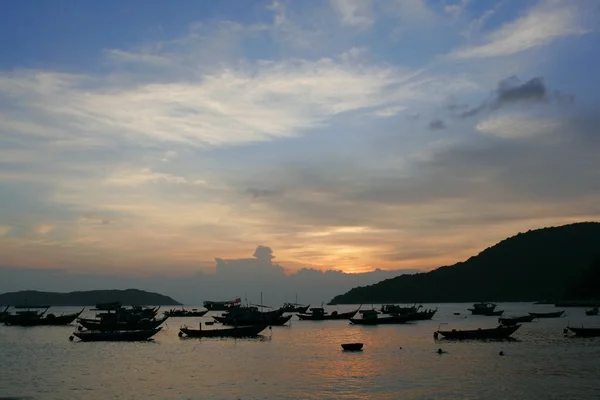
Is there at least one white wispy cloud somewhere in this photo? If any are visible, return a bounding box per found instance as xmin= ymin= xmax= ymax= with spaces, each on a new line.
xmin=0 ymin=58 xmax=461 ymax=148
xmin=451 ymin=0 xmax=589 ymax=59
xmin=34 ymin=224 xmax=54 ymax=235
xmin=330 ymin=0 xmax=374 ymax=28
xmin=476 ymin=112 xmax=561 ymax=139
xmin=104 ymin=167 xmax=204 ymax=187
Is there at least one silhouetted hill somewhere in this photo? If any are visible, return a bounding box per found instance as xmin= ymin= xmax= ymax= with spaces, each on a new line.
xmin=565 ymin=255 xmax=600 ymax=300
xmin=329 ymin=222 xmax=600 ymax=304
xmin=0 ymin=289 xmax=181 ymax=306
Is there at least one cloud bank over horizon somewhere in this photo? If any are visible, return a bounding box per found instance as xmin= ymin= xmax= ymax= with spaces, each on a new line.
xmin=1 ymin=0 xmax=600 ymax=282
xmin=0 ymin=246 xmax=417 ymax=304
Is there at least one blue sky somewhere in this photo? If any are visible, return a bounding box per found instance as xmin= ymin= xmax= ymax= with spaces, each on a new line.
xmin=1 ymin=0 xmax=599 ymax=286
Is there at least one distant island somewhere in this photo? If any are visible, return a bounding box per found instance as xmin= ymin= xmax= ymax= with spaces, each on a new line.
xmin=0 ymin=289 xmax=182 ymax=306
xmin=329 ymin=222 xmax=600 ymax=304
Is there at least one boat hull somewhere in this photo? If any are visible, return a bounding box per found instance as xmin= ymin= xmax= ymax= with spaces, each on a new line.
xmin=297 ymin=310 xmax=359 ymax=320
xmin=77 ymin=316 xmax=168 ymax=331
xmin=529 ymin=311 xmax=565 ymax=318
xmin=436 ymin=324 xmax=521 ymax=340
xmin=179 ymin=324 xmax=268 ymax=338
xmin=73 ymin=327 xmax=161 ymax=342
xmin=567 ymin=327 xmax=600 ymax=337
xmin=5 ymin=310 xmax=83 ymax=326
xmin=498 ymin=315 xmax=535 ymax=326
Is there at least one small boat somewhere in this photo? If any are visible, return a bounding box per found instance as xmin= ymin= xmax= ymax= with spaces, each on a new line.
xmin=77 ymin=315 xmax=168 ymax=331
xmin=203 ymin=298 xmax=242 ymax=311
xmin=380 ymin=304 xmax=419 ymax=315
xmin=5 ymin=308 xmax=84 ymax=327
xmin=468 ymin=302 xmax=504 ymax=316
xmin=297 ymin=307 xmax=359 ymax=321
xmin=405 ymin=308 xmax=437 ymax=321
xmin=498 ymin=315 xmax=535 ymax=326
xmin=529 ymin=310 xmax=565 ymax=318
xmin=279 ymin=303 xmax=310 ymax=314
xmin=341 ymin=343 xmax=363 ymax=351
xmin=585 ymin=307 xmax=599 ymax=316
xmin=179 ymin=323 xmax=269 ymax=338
xmin=164 ymin=308 xmax=208 ymax=317
xmin=71 ymin=327 xmax=162 ymax=342
xmin=567 ymin=326 xmax=600 ymax=337
xmin=350 ymin=309 xmax=408 ymax=325
xmin=435 ymin=324 xmax=521 ymax=340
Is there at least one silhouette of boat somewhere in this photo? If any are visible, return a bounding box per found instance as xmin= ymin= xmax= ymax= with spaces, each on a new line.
xmin=5 ymin=308 xmax=84 ymax=326
xmin=2 ymin=306 xmax=50 ymax=325
xmin=468 ymin=302 xmax=504 ymax=316
xmin=77 ymin=315 xmax=168 ymax=331
xmin=297 ymin=307 xmax=359 ymax=321
xmin=203 ymin=298 xmax=242 ymax=311
xmin=435 ymin=324 xmax=521 ymax=340
xmin=164 ymin=308 xmax=208 ymax=317
xmin=212 ymin=305 xmax=288 ymax=326
xmin=529 ymin=310 xmax=565 ymax=318
xmin=585 ymin=307 xmax=599 ymax=316
xmin=380 ymin=304 xmax=419 ymax=315
xmin=71 ymin=327 xmax=162 ymax=342
xmin=350 ymin=309 xmax=409 ymax=325
xmin=498 ymin=315 xmax=535 ymax=326
xmin=280 ymin=303 xmax=310 ymax=313
xmin=341 ymin=343 xmax=363 ymax=351
xmin=179 ymin=323 xmax=269 ymax=338
xmin=567 ymin=326 xmax=600 ymax=337
xmin=405 ymin=308 xmax=438 ymax=321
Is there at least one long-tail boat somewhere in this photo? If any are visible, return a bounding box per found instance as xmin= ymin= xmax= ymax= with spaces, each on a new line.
xmin=279 ymin=303 xmax=310 ymax=313
xmin=179 ymin=323 xmax=269 ymax=338
xmin=498 ymin=315 xmax=535 ymax=326
xmin=435 ymin=324 xmax=521 ymax=340
xmin=380 ymin=304 xmax=419 ymax=315
xmin=203 ymin=298 xmax=242 ymax=311
xmin=5 ymin=308 xmax=84 ymax=326
xmin=567 ymin=326 xmax=600 ymax=337
xmin=71 ymin=327 xmax=162 ymax=342
xmin=405 ymin=308 xmax=438 ymax=321
xmin=585 ymin=307 xmax=599 ymax=316
xmin=164 ymin=308 xmax=208 ymax=317
xmin=468 ymin=302 xmax=504 ymax=316
xmin=349 ymin=309 xmax=409 ymax=325
xmin=76 ymin=315 xmax=168 ymax=331
xmin=2 ymin=306 xmax=50 ymax=325
xmin=297 ymin=307 xmax=359 ymax=321
xmin=529 ymin=310 xmax=565 ymax=318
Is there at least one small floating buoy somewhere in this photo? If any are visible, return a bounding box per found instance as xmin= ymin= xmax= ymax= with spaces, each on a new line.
xmin=499 ymin=351 xmax=504 ymax=356
xmin=437 ymin=348 xmax=444 ymax=354
xmin=69 ymin=336 xmax=74 ymax=341
xmin=454 ymin=312 xmax=460 ymax=315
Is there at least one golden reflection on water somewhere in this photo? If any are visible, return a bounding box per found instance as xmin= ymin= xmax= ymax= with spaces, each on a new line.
xmin=0 ymin=304 xmax=599 ymax=399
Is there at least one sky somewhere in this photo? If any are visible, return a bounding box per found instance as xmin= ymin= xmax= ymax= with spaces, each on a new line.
xmin=1 ymin=0 xmax=600 ymax=300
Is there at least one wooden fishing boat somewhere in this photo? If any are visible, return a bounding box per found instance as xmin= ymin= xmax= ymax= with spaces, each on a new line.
xmin=179 ymin=323 xmax=269 ymax=338
xmin=71 ymin=327 xmax=162 ymax=342
xmin=468 ymin=302 xmax=504 ymax=316
xmin=341 ymin=343 xmax=363 ymax=351
xmin=405 ymin=308 xmax=437 ymax=321
xmin=77 ymin=315 xmax=168 ymax=331
xmin=435 ymin=324 xmax=521 ymax=340
xmin=164 ymin=308 xmax=208 ymax=317
xmin=567 ymin=326 xmax=600 ymax=337
xmin=585 ymin=307 xmax=599 ymax=316
xmin=5 ymin=308 xmax=84 ymax=326
xmin=297 ymin=307 xmax=359 ymax=321
xmin=203 ymin=298 xmax=242 ymax=311
xmin=213 ymin=313 xmax=292 ymax=326
xmin=280 ymin=303 xmax=310 ymax=313
xmin=349 ymin=309 xmax=408 ymax=325
xmin=529 ymin=310 xmax=565 ymax=318
xmin=380 ymin=304 xmax=419 ymax=315
xmin=498 ymin=315 xmax=535 ymax=326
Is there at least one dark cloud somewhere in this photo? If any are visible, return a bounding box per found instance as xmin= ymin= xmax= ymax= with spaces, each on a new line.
xmin=428 ymin=119 xmax=447 ymax=130
xmin=455 ymin=76 xmax=574 ymax=119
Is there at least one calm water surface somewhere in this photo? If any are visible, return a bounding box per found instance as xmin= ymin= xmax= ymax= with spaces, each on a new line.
xmin=1 ymin=303 xmax=599 ymax=399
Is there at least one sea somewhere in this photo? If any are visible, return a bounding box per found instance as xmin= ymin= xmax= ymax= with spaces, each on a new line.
xmin=0 ymin=303 xmax=599 ymax=400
